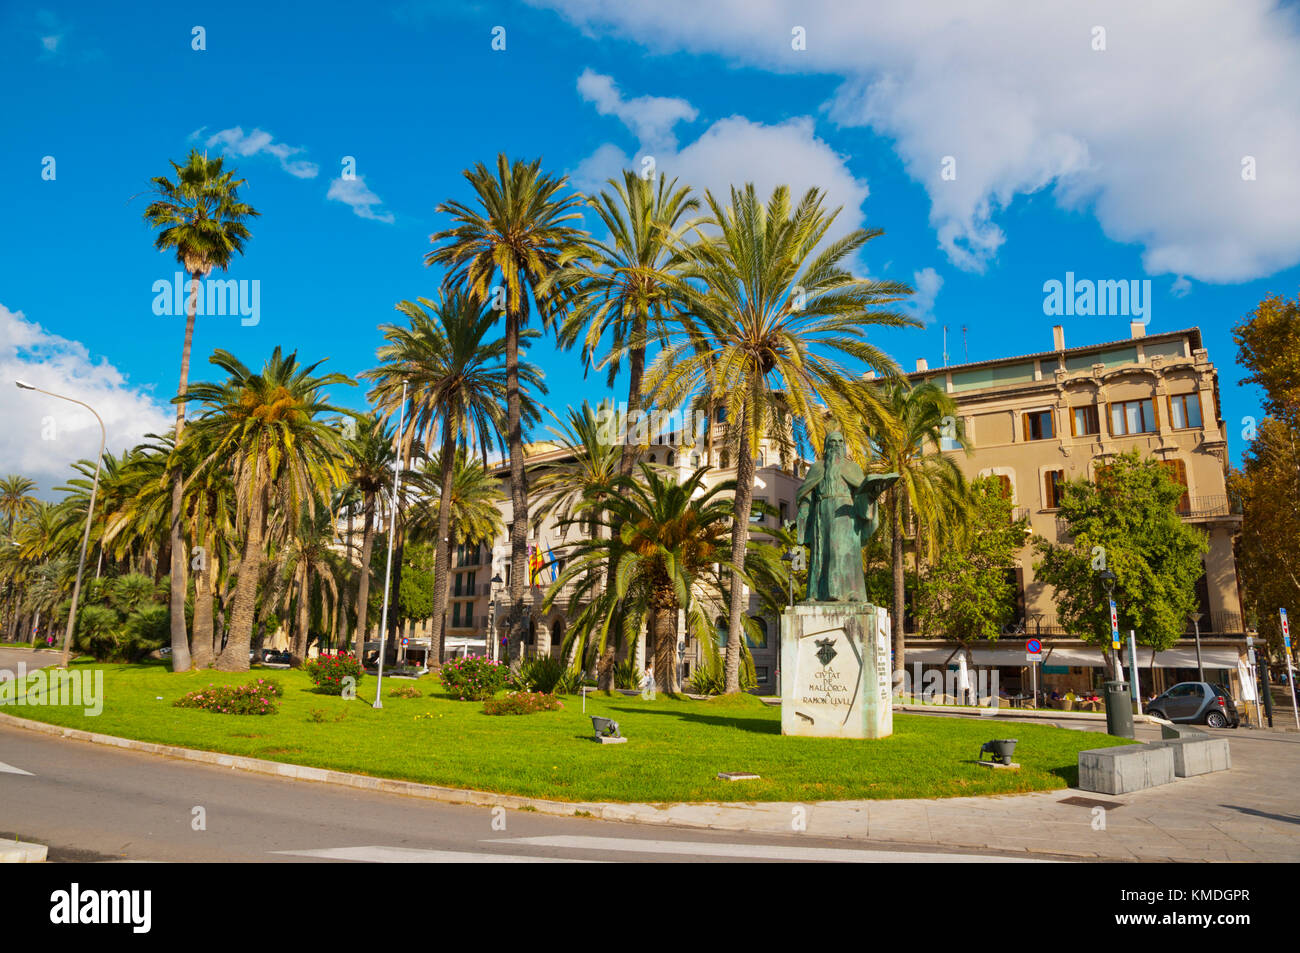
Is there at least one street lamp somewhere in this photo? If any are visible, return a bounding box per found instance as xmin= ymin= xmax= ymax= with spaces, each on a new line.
xmin=1098 ymin=568 xmax=1118 ymax=681
xmin=1188 ymin=611 xmax=1205 ymax=682
xmin=372 ymin=379 xmax=408 ymax=709
xmin=16 ymin=381 xmax=105 ymax=667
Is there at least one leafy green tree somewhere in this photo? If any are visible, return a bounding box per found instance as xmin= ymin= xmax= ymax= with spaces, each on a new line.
xmin=649 ymin=183 xmax=915 ymax=691
xmin=914 ymin=477 xmax=1025 ymax=647
xmin=143 ymin=149 xmax=259 ymax=672
xmin=1034 ymin=450 xmax=1208 ymax=673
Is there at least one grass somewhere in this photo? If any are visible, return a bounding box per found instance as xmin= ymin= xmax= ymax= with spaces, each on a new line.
xmin=0 ymin=658 xmax=1133 ymax=803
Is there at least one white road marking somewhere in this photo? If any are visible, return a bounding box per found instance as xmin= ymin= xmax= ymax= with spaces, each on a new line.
xmin=0 ymin=760 xmax=33 ymax=776
xmin=271 ymin=845 xmax=597 ymax=863
xmin=490 ymin=835 xmax=1053 ymax=863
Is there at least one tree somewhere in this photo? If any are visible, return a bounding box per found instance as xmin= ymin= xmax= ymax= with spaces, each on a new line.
xmin=1034 ymin=450 xmax=1209 ymax=672
xmin=339 ymin=414 xmax=396 ymax=658
xmin=364 ymin=290 xmax=531 ymax=663
xmin=549 ymin=171 xmax=699 ymax=478
xmin=546 ymin=465 xmax=739 ymax=693
xmin=143 ymin=149 xmax=259 ymax=672
xmin=0 ymin=475 xmax=37 ymax=640
xmin=648 ymin=183 xmax=916 ymax=691
xmin=427 ymin=154 xmax=587 ymax=661
xmin=914 ymin=477 xmax=1025 ymax=649
xmin=1233 ymin=293 xmax=1300 ymax=422
xmin=868 ymin=380 xmax=968 ymax=674
xmin=181 ymin=347 xmax=352 ymax=671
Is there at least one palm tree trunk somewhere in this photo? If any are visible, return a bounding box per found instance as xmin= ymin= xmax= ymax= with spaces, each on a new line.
xmin=654 ymin=602 xmax=677 ymax=693
xmin=353 ymin=494 xmax=376 ymax=658
xmin=430 ymin=425 xmax=458 ymax=665
xmin=291 ymin=562 xmax=309 ymax=667
xmin=167 ymin=275 xmax=199 ymax=673
xmin=619 ymin=330 xmax=646 ymax=479
xmin=723 ymin=411 xmax=755 ymax=694
xmin=891 ymin=490 xmax=906 ymax=676
xmin=215 ymin=473 xmax=265 ymax=672
xmin=504 ymin=309 xmax=530 ymax=661
xmin=190 ymin=524 xmax=215 ymax=669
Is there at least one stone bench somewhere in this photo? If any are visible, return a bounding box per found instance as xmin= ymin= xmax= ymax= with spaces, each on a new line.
xmin=1078 ymin=744 xmax=1175 ymax=795
xmin=1148 ymin=737 xmax=1231 ymax=777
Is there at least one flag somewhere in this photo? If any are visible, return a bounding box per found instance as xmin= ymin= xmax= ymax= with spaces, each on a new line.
xmin=546 ymin=543 xmax=558 ymax=582
xmin=528 ymin=545 xmax=544 ymax=586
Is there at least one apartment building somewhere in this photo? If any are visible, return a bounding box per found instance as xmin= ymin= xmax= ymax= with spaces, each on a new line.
xmin=901 ymin=323 xmax=1250 ymax=697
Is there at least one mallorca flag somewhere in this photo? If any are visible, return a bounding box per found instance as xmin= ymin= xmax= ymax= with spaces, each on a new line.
xmin=529 ymin=545 xmax=545 ymax=586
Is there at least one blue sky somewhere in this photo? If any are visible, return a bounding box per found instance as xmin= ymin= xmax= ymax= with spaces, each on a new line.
xmin=3 ymin=0 xmax=1298 ymax=490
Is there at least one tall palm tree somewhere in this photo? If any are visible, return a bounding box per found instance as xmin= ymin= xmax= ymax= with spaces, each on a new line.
xmin=546 ymin=465 xmax=739 ymax=693
xmin=409 ymin=449 xmax=505 ymax=658
xmin=869 ymin=380 xmax=969 ymax=674
xmin=529 ymin=402 xmax=624 ymax=684
xmin=339 ymin=414 xmax=396 ymax=657
xmin=278 ymin=507 xmax=343 ymax=666
xmin=548 ymin=171 xmax=699 ymax=477
xmin=427 ymin=154 xmax=587 ymax=660
xmin=143 ymin=149 xmax=259 ymax=672
xmin=649 ymin=183 xmax=917 ymax=692
xmin=0 ymin=475 xmax=37 ymax=639
xmin=181 ymin=347 xmax=352 ymax=671
xmin=364 ymin=290 xmax=537 ymax=664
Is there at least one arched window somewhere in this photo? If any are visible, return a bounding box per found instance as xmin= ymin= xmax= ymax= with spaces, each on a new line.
xmin=667 ymin=451 xmax=676 ymax=466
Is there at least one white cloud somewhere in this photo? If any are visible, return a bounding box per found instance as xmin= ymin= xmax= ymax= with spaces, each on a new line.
xmin=201 ymin=126 xmax=319 ymax=179
xmin=40 ymin=35 xmax=61 ymax=53
xmin=902 ymin=267 xmax=943 ymax=324
xmin=1170 ymin=275 xmax=1192 ymax=298
xmin=576 ymin=68 xmax=698 ymax=151
xmin=326 ymin=175 xmax=395 ymax=224
xmin=0 ymin=304 xmax=171 ymax=495
xmin=573 ymin=106 xmax=871 ymax=260
xmin=534 ymin=0 xmax=1300 ymax=284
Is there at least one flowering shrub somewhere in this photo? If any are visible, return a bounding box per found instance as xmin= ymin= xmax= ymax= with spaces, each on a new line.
xmin=439 ymin=656 xmax=507 ymax=701
xmin=304 ymin=652 xmax=364 ymax=695
xmin=388 ymin=684 xmax=423 ymax=698
xmin=174 ymin=679 xmax=283 ymax=715
xmin=483 ymin=691 xmax=564 ymax=716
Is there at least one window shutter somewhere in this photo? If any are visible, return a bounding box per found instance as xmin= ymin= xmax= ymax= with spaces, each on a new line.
xmin=1022 ymin=414 xmax=1031 ymax=442
xmin=1069 ymin=407 xmax=1077 ymax=437
xmin=1101 ymin=402 xmax=1110 ymax=435
xmin=1044 ymin=471 xmax=1052 ymax=508
xmin=1151 ymin=397 xmax=1160 ymax=430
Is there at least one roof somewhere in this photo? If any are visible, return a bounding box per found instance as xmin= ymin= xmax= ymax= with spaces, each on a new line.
xmin=904 ymin=327 xmax=1204 ymax=379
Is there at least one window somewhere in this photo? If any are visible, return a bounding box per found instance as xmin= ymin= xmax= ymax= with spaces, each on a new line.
xmin=1044 ymin=470 xmax=1065 ymax=509
xmin=465 ymin=571 xmax=477 ymax=596
xmin=993 ymin=474 xmax=1013 ymax=500
xmin=939 ymin=424 xmax=962 ymax=452
xmin=1023 ymin=409 xmax=1054 ymax=441
xmin=755 ymin=666 xmax=770 ymax=684
xmin=750 ymin=500 xmax=766 ymax=524
xmin=1071 ymin=405 xmax=1101 ymax=437
xmin=779 ymin=500 xmax=789 ymax=525
xmin=1161 ymin=459 xmax=1190 ymax=514
xmin=1109 ymin=398 xmax=1158 ymax=435
xmin=1168 ymin=393 xmax=1202 ymax=430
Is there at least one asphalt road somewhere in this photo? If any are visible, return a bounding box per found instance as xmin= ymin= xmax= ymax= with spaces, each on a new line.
xmin=0 ymin=722 xmax=1067 ymax=864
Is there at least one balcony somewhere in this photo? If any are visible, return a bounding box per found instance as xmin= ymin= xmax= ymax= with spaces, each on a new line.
xmin=1177 ymin=495 xmax=1243 ymax=522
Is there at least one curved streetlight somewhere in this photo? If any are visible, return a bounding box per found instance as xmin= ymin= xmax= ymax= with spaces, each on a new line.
xmin=372 ymin=379 xmax=407 ymax=709
xmin=16 ymin=381 xmax=105 ymax=667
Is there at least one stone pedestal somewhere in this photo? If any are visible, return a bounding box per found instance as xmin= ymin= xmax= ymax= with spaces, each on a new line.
xmin=780 ymin=603 xmax=892 ymax=739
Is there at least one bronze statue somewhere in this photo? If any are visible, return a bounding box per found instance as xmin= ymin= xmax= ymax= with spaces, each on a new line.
xmin=795 ymin=431 xmax=898 ymax=603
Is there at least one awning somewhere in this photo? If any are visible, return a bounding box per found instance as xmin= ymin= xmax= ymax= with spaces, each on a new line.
xmin=905 ymin=643 xmax=1242 ymax=669
xmin=1146 ymin=646 xmax=1240 ymax=669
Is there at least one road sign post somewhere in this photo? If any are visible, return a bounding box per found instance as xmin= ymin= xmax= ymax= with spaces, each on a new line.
xmin=1026 ymin=639 xmax=1042 ymax=706
xmin=1128 ymin=630 xmax=1140 ymax=712
xmin=1283 ymin=609 xmax=1299 ymax=729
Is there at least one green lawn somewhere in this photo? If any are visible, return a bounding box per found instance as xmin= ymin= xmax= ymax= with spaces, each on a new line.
xmin=0 ymin=659 xmax=1131 ymax=803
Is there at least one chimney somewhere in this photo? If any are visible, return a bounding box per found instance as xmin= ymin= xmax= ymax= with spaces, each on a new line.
xmin=1130 ymin=321 xmax=1146 ymax=339
xmin=916 ymin=358 xmax=928 ymax=372
xmin=863 ymin=369 xmax=877 ymax=381
xmin=1052 ymin=325 xmax=1065 ymax=351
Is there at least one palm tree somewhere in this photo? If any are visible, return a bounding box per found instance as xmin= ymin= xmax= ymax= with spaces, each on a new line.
xmin=278 ymin=507 xmax=343 ymax=666
xmin=409 ymin=449 xmax=505 ymax=659
xmin=548 ymin=171 xmax=699 ymax=477
xmin=0 ymin=475 xmax=37 ymax=639
xmin=529 ymin=402 xmax=624 ymax=684
xmin=181 ymin=347 xmax=352 ymax=671
xmin=143 ymin=149 xmax=259 ymax=672
xmin=869 ymin=380 xmax=969 ymax=674
xmin=427 ymin=154 xmax=587 ymax=660
xmin=364 ymin=290 xmax=537 ymax=664
xmin=546 ymin=465 xmax=738 ymax=693
xmin=648 ymin=183 xmax=917 ymax=692
xmin=339 ymin=414 xmax=396 ymax=658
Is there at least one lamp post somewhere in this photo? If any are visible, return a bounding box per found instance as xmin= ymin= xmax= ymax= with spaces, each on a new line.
xmin=1189 ymin=611 xmax=1205 ymax=682
xmin=372 ymin=379 xmax=407 ymax=709
xmin=1098 ymin=568 xmax=1118 ymax=680
xmin=16 ymin=381 xmax=104 ymax=667
xmin=489 ymin=571 xmax=503 ymax=662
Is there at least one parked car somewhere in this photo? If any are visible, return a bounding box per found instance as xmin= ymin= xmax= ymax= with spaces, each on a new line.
xmin=1144 ymin=681 xmax=1239 ymax=728
xmin=260 ymin=649 xmax=291 ymax=665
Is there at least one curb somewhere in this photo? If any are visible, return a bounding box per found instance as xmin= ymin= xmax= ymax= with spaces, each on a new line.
xmin=0 ymin=841 xmax=48 ymax=863
xmin=0 ymin=711 xmax=1130 ymax=862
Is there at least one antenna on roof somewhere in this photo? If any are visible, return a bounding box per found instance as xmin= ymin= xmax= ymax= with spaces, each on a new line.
xmin=961 ymin=325 xmax=969 ymax=362
xmin=942 ymin=326 xmax=949 ymax=367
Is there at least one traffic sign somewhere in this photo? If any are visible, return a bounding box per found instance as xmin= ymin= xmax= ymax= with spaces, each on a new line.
xmin=1026 ymin=653 xmax=1043 ymax=663
xmin=1109 ymin=598 xmax=1120 ymax=650
xmin=401 ymin=638 xmax=408 ymax=647
xmin=1282 ymin=608 xmax=1291 ymax=647
xmin=1026 ymin=638 xmax=1041 ymax=655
